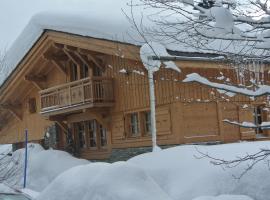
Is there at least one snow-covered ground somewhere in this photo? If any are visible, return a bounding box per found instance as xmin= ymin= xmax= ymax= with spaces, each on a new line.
xmin=1 ymin=142 xmax=270 ymax=200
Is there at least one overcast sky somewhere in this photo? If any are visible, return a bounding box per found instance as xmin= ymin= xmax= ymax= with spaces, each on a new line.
xmin=0 ymin=0 xmax=106 ymax=51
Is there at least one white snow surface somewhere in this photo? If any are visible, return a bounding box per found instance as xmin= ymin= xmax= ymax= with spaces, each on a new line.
xmin=140 ymin=42 xmax=181 ymax=73
xmin=35 ymin=141 xmax=270 ymax=200
xmin=1 ymin=143 xmax=89 ymax=192
xmin=27 ymin=149 xmax=89 ymax=192
xmin=183 ymin=73 xmax=270 ymax=97
xmin=0 ymin=183 xmax=19 ymax=194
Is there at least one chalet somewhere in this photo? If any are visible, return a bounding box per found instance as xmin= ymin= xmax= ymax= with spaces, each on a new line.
xmin=0 ymin=10 xmax=269 ymax=160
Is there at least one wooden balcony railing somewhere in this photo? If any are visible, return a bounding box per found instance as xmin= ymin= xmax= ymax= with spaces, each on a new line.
xmin=40 ymin=77 xmax=114 ymax=115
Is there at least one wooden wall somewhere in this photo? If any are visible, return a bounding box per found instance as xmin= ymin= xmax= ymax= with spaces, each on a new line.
xmin=0 ymin=32 xmax=265 ymax=155
xmin=0 ymin=88 xmax=52 ymax=144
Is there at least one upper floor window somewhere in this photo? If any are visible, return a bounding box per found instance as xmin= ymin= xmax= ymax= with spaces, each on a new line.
xmin=70 ymin=63 xmax=89 ymax=81
xmin=81 ymin=63 xmax=89 ymax=79
xmin=70 ymin=63 xmax=78 ymax=81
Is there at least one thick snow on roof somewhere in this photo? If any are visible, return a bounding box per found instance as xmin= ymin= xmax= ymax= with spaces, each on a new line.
xmin=0 ymin=0 xmax=267 ymax=86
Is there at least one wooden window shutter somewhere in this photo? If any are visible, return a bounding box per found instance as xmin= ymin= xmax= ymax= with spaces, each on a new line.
xmin=28 ymin=98 xmax=37 ymax=113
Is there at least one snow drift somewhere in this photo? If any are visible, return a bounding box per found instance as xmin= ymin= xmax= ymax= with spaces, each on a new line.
xmin=37 ymin=162 xmax=172 ymax=200
xmin=35 ymin=141 xmax=270 ymax=200
xmin=1 ymin=143 xmax=89 ymax=192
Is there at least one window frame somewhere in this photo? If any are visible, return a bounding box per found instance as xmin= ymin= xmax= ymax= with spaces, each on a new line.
xmin=73 ymin=120 xmax=108 ymax=151
xmin=125 ymin=110 xmax=152 ymax=138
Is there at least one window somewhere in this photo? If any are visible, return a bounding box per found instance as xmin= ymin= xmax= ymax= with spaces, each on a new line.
xmin=28 ymin=98 xmax=37 ymax=114
xmin=88 ymin=120 xmax=97 ymax=148
xmin=254 ymin=106 xmax=266 ymax=134
xmin=93 ymin=65 xmax=102 ymax=76
xmin=100 ymin=125 xmax=107 ymax=147
xmin=144 ymin=111 xmax=151 ymax=135
xmin=70 ymin=63 xmax=78 ymax=81
xmin=81 ymin=63 xmax=89 ymax=79
xmin=125 ymin=111 xmax=151 ymax=137
xmin=130 ymin=113 xmax=139 ymax=136
xmin=77 ymin=122 xmax=86 ymax=149
xmin=73 ymin=120 xmax=107 ymax=151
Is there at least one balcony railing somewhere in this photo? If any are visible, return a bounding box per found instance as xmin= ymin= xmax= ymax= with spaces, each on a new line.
xmin=40 ymin=77 xmax=114 ymax=115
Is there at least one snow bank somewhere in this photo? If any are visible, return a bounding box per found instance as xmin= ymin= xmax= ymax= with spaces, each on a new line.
xmin=35 ymin=141 xmax=270 ymax=200
xmin=0 ymin=183 xmax=19 ymax=194
xmin=27 ymin=149 xmax=89 ymax=191
xmin=0 ymin=144 xmax=12 ymax=155
xmin=37 ymin=162 xmax=172 ymax=200
xmin=129 ymin=142 xmax=270 ymax=200
xmin=1 ymin=143 xmax=89 ymax=192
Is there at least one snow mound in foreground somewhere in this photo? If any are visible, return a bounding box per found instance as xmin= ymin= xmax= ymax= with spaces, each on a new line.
xmin=37 ymin=162 xmax=172 ymax=200
xmin=27 ymin=149 xmax=89 ymax=191
xmin=2 ymin=143 xmax=89 ymax=192
xmin=192 ymin=195 xmax=254 ymax=200
xmin=34 ymin=141 xmax=270 ymax=200
xmin=128 ymin=141 xmax=270 ymax=200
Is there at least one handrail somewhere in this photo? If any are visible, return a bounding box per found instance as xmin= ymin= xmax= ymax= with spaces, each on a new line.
xmin=40 ymin=77 xmax=112 ymax=94
xmin=40 ymin=77 xmax=114 ymax=111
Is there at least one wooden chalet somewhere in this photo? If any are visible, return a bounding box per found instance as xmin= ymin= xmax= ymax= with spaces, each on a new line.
xmin=0 ymin=25 xmax=270 ymax=159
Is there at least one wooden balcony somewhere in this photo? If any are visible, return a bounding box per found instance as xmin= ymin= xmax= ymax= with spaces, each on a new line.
xmin=40 ymin=77 xmax=114 ymax=116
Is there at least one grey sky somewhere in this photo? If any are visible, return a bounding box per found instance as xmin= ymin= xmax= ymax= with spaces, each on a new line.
xmin=0 ymin=0 xmax=103 ymax=51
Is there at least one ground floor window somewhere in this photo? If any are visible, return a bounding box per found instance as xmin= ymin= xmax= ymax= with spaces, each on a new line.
xmin=125 ymin=110 xmax=151 ymax=137
xmin=143 ymin=111 xmax=152 ymax=135
xmin=73 ymin=119 xmax=107 ymax=151
xmin=100 ymin=125 xmax=107 ymax=147
xmin=254 ymin=105 xmax=267 ymax=135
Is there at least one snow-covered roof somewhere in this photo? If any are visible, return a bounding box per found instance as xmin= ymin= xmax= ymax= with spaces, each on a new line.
xmin=0 ymin=0 xmax=266 ymax=87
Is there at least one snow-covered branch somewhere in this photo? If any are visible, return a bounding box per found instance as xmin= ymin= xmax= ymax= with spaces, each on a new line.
xmin=136 ymin=0 xmax=270 ymax=55
xmin=223 ymin=119 xmax=270 ymax=129
xmin=183 ymin=73 xmax=270 ymax=97
xmin=196 ymin=147 xmax=270 ymax=179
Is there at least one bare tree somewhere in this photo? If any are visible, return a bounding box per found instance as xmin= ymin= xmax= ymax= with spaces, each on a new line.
xmin=132 ymin=0 xmax=270 ymax=58
xmin=125 ymin=0 xmax=270 ymax=177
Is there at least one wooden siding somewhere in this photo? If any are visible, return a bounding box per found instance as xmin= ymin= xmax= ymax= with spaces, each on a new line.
xmin=0 ymin=30 xmax=268 ymax=160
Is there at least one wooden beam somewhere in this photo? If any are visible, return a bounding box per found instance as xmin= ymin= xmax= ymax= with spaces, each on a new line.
xmin=73 ymin=52 xmax=92 ymax=69
xmin=54 ymin=43 xmax=65 ymax=49
xmin=63 ymin=47 xmax=84 ymax=68
xmin=30 ymin=81 xmax=43 ymax=90
xmin=0 ymin=104 xmax=23 ymax=121
xmin=25 ymin=75 xmax=46 ymax=82
xmin=43 ymin=50 xmax=67 ymax=75
xmin=51 ymin=59 xmax=67 ymax=75
xmin=79 ymin=49 xmax=104 ymax=71
xmin=56 ymin=121 xmax=68 ymax=134
xmin=24 ymin=75 xmax=46 ymax=90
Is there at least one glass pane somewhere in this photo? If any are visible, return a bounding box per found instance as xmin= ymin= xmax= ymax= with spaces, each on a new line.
xmin=130 ymin=113 xmax=139 ymax=135
xmin=145 ymin=112 xmax=151 ymax=134
xmin=100 ymin=125 xmax=107 ymax=147
xmin=89 ymin=120 xmax=97 ymax=148
xmin=71 ymin=63 xmax=78 ymax=81
xmin=81 ymin=64 xmax=89 ymax=78
xmin=78 ymin=123 xmax=86 ymax=148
